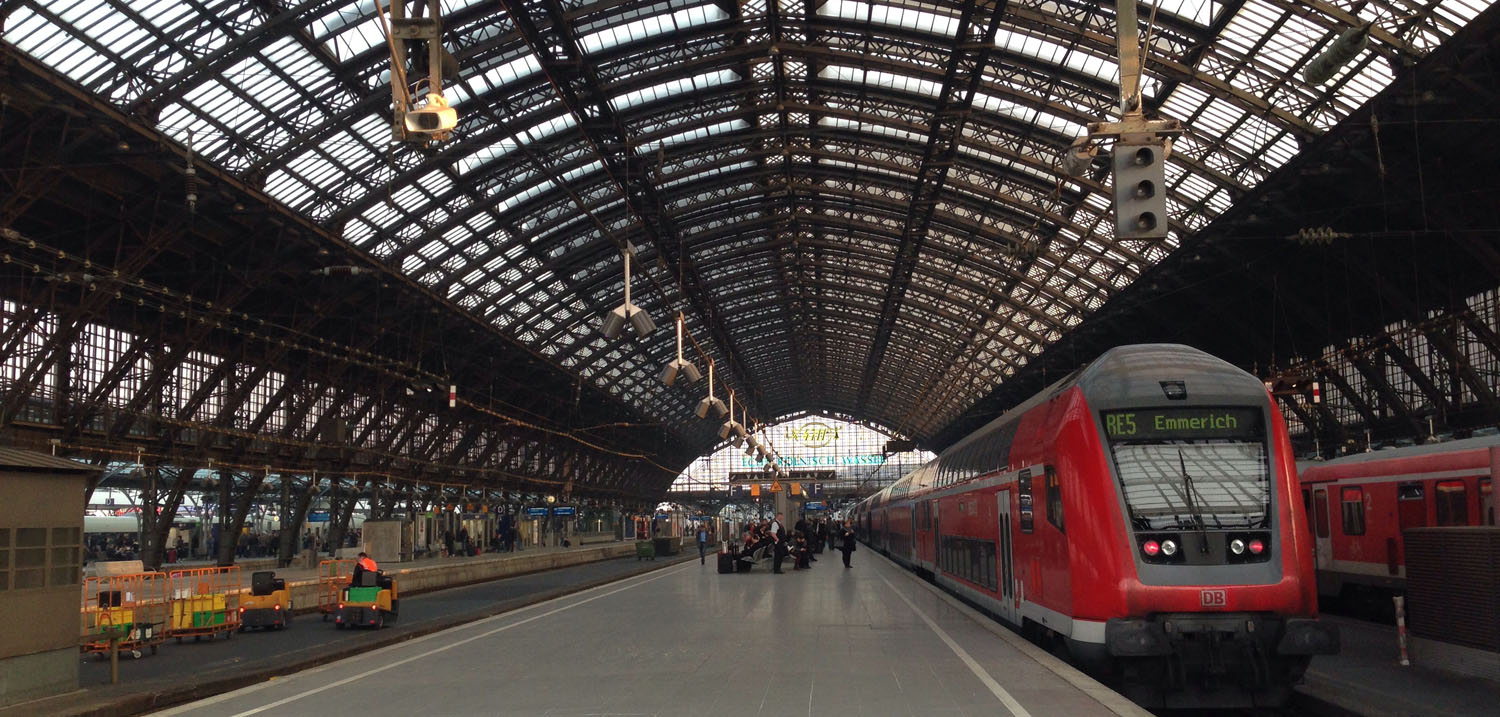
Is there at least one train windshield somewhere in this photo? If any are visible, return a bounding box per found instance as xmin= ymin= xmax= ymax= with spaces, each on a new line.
xmin=1102 ymin=407 xmax=1271 ymax=531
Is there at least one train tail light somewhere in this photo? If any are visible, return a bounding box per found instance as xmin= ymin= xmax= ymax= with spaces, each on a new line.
xmin=1143 ymin=540 xmax=1161 ymax=556
xmin=1160 ymin=539 xmax=1179 ymax=557
xmin=1230 ymin=538 xmax=1246 ymax=555
xmin=1248 ymin=539 xmax=1265 ymax=555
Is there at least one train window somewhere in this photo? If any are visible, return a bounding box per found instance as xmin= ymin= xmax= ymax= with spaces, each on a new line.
xmin=939 ymin=536 xmax=998 ymax=590
xmin=1340 ymin=487 xmax=1365 ymax=535
xmin=0 ymin=527 xmax=9 ymax=592
xmin=1435 ymin=480 xmax=1469 ymax=526
xmin=1018 ymin=469 xmax=1034 ymax=534
xmin=1046 ymin=466 xmax=1065 ymax=533
xmin=1482 ymin=479 xmax=1495 ymax=526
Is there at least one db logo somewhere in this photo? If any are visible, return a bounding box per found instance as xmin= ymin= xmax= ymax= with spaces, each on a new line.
xmin=1200 ymin=589 xmax=1228 ymax=608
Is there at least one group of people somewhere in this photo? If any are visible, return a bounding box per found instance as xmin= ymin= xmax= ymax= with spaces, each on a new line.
xmin=733 ymin=513 xmax=856 ymax=573
xmin=87 ymin=536 xmax=140 ymax=562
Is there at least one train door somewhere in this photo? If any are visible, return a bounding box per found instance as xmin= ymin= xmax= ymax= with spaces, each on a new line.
xmin=996 ymin=488 xmax=1016 ymax=624
xmin=1481 ymin=479 xmax=1494 ymax=526
xmin=931 ymin=502 xmax=940 ymax=574
xmin=911 ymin=507 xmax=919 ymax=563
xmin=1312 ymin=488 xmax=1332 ymax=571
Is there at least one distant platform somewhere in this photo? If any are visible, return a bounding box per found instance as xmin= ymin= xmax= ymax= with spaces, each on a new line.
xmin=163 ymin=549 xmax=1144 ymax=717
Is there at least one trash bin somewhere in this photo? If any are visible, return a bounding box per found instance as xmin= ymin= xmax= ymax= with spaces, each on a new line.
xmin=635 ymin=540 xmax=656 ymax=561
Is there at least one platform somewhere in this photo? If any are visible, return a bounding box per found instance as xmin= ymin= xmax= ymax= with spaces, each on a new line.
xmin=0 ymin=546 xmax=691 ymax=717
xmin=160 ymin=550 xmax=1145 ymax=717
xmin=1299 ymin=615 xmax=1500 ymax=717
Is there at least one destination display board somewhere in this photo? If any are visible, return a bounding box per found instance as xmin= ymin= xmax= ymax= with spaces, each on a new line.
xmin=525 ymin=507 xmax=549 ymax=518
xmin=1102 ymin=407 xmax=1263 ymax=441
xmin=552 ymin=506 xmax=576 ymax=517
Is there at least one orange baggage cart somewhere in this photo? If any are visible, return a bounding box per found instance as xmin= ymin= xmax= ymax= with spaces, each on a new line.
xmin=317 ymin=559 xmax=355 ymax=621
xmin=81 ymin=571 xmax=169 ymax=659
xmin=167 ymin=566 xmax=240 ymax=641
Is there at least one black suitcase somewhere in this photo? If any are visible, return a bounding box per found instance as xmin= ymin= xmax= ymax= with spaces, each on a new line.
xmin=717 ymin=552 xmax=735 ymax=574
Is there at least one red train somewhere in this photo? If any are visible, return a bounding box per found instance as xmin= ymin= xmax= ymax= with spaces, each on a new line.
xmin=851 ymin=344 xmax=1338 ymax=709
xmin=1298 ymin=436 xmax=1498 ymax=600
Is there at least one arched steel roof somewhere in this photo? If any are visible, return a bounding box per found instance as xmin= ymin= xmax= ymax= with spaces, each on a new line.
xmin=4 ymin=0 xmax=1492 ymax=452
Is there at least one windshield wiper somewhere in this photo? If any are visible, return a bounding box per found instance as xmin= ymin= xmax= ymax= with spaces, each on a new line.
xmin=1179 ymin=449 xmax=1210 ymax=554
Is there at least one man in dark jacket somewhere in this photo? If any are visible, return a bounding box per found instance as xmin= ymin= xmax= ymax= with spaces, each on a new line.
xmin=838 ymin=522 xmax=856 ymax=568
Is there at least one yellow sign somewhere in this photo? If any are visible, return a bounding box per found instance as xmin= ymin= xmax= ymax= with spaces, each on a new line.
xmin=751 ymin=484 xmax=761 ymax=497
xmin=791 ymin=482 xmax=801 ymax=496
xmin=785 ymin=421 xmax=840 ymax=448
xmin=771 ymin=480 xmax=782 ymax=493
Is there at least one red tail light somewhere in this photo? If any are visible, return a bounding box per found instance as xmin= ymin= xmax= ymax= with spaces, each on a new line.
xmin=337 ymin=603 xmax=344 ymax=610
xmin=1143 ymin=540 xmax=1161 ymax=556
xmin=274 ymin=604 xmax=281 ymax=611
xmin=238 ymin=607 xmax=245 ymax=613
xmin=1248 ymin=539 xmax=1265 ymax=555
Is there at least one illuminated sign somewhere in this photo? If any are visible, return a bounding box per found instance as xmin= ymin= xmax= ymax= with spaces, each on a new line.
xmin=737 ymin=455 xmax=886 ymax=468
xmin=1103 ymin=408 xmax=1262 ymax=441
xmin=786 ymin=421 xmax=841 ymax=448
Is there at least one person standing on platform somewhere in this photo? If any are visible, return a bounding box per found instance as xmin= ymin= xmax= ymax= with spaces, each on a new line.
xmin=838 ymin=522 xmax=856 ymax=568
xmin=771 ymin=514 xmax=788 ymax=574
xmin=697 ymin=523 xmax=708 ymax=564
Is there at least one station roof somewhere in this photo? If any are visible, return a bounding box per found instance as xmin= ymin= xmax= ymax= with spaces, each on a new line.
xmin=3 ymin=0 xmax=1494 ymax=468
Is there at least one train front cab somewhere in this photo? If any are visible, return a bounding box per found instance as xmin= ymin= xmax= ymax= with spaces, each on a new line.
xmin=1070 ymin=366 xmax=1337 ymax=707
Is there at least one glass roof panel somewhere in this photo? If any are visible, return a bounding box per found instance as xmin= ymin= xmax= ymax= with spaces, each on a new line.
xmin=580 ymin=3 xmax=729 ymax=54
xmin=5 ymin=0 xmax=1491 ymax=453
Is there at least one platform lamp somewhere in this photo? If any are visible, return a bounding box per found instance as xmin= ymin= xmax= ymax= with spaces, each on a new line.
xmin=660 ymin=312 xmax=701 ymax=386
xmin=742 ymin=413 xmax=758 ymax=457
xmin=600 ymin=244 xmax=656 ymax=340
xmin=718 ymin=392 xmax=744 ymax=447
xmin=695 ymin=361 xmax=729 ymax=419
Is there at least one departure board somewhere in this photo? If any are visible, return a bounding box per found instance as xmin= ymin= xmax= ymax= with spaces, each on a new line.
xmin=1102 ymin=407 xmax=1263 ymax=441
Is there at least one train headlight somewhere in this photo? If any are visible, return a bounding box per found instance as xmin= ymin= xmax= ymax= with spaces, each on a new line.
xmin=1230 ymin=538 xmax=1246 ymax=555
xmin=1143 ymin=540 xmax=1161 ymax=557
xmin=1248 ymin=539 xmax=1265 ymax=555
xmin=1160 ymin=539 xmax=1179 ymax=557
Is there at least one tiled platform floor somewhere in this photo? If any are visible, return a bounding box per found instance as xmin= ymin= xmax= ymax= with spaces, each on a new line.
xmin=162 ymin=549 xmax=1142 ymax=717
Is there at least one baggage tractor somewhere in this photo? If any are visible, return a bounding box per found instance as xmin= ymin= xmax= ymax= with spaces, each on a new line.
xmin=717 ymin=552 xmax=735 ymax=574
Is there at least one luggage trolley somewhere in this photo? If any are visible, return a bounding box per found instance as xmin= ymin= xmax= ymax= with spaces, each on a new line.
xmin=317 ymin=559 xmax=355 ymax=621
xmin=81 ymin=571 xmax=169 ymax=659
xmin=167 ymin=566 xmax=241 ymax=642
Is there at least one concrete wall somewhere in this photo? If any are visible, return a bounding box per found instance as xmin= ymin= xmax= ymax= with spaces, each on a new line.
xmin=0 ymin=468 xmax=87 ymax=707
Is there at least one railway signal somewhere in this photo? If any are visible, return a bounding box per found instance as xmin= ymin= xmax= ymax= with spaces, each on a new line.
xmin=1112 ymin=141 xmax=1169 ymax=239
